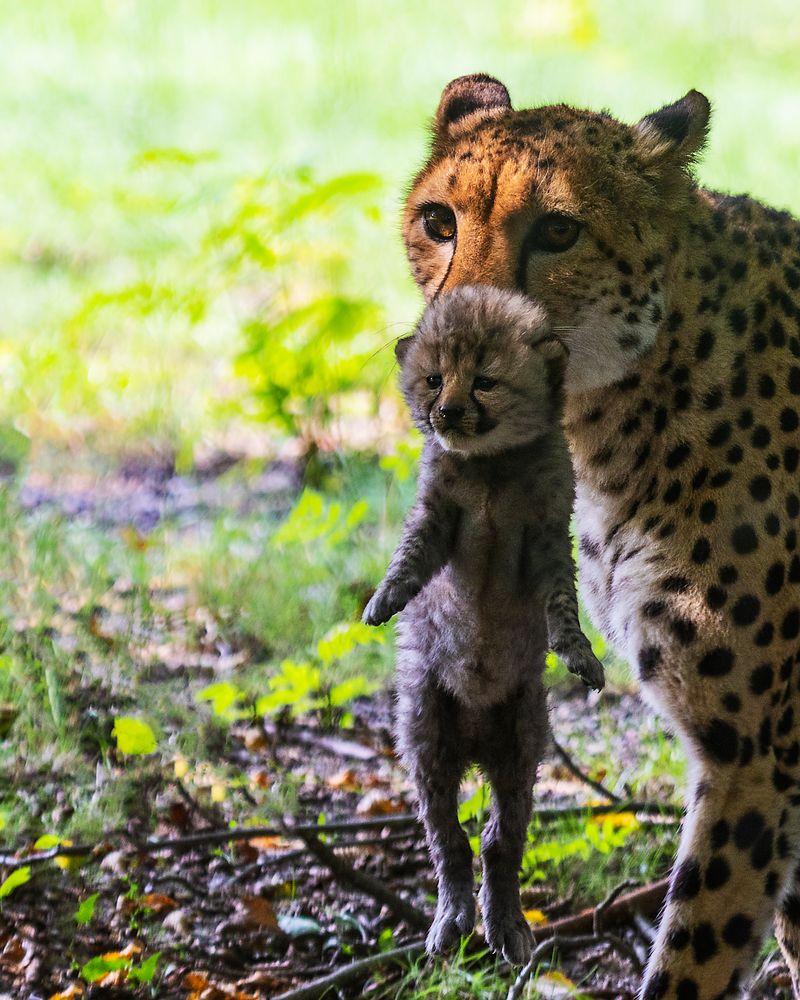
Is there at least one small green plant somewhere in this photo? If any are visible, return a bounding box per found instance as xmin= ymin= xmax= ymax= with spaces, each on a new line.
xmin=197 ymin=619 xmax=381 ymax=727
xmin=75 ymin=893 xmax=99 ymax=926
xmin=0 ymin=866 xmax=31 ymax=899
xmin=80 ymin=949 xmax=159 ymax=985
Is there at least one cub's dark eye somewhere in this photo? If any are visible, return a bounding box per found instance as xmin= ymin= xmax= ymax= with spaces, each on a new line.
xmin=473 ymin=376 xmax=497 ymax=391
xmin=532 ymin=213 xmax=582 ymax=253
xmin=426 ymin=374 xmax=443 ymax=388
xmin=422 ymin=204 xmax=456 ymax=242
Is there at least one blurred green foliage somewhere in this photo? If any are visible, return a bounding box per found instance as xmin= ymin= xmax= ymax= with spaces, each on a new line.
xmin=1 ymin=0 xmax=799 ymax=457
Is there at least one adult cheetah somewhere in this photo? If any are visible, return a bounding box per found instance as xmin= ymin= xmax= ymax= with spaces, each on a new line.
xmin=401 ymin=74 xmax=800 ymax=999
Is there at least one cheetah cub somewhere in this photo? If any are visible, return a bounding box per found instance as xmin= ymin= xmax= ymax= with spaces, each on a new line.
xmin=363 ymin=285 xmax=604 ymax=965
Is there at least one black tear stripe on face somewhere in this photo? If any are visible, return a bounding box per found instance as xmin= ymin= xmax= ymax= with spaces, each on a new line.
xmin=473 ymin=395 xmax=498 ymax=434
xmin=432 ymin=224 xmax=458 ymax=301
xmin=515 ymin=229 xmax=535 ymax=293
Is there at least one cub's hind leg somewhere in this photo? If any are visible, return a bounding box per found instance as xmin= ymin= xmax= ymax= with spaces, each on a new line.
xmin=395 ymin=671 xmax=475 ymax=954
xmin=476 ymin=682 xmax=548 ymax=966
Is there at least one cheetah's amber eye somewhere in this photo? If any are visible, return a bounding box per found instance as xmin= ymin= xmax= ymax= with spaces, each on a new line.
xmin=426 ymin=374 xmax=443 ymax=389
xmin=422 ymin=204 xmax=456 ymax=242
xmin=532 ymin=213 xmax=582 ymax=253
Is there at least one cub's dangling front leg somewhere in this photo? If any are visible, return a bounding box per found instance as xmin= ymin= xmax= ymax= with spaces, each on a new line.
xmin=537 ymin=530 xmax=605 ymax=690
xmin=363 ymin=484 xmax=459 ymax=625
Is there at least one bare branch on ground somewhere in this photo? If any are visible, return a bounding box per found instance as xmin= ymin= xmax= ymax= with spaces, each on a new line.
xmin=271 ymin=940 xmax=425 ymax=1000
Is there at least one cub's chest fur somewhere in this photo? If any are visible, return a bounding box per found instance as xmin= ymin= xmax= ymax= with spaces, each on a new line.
xmin=437 ymin=439 xmax=569 ymax=589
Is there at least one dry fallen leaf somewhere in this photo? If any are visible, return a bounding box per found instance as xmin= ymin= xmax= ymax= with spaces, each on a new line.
xmin=236 ymin=894 xmax=279 ymax=930
xmin=248 ymin=768 xmax=271 ymax=790
xmin=356 ymin=788 xmax=406 ymax=816
xmin=48 ymin=985 xmax=84 ymax=1000
xmin=183 ymin=970 xmax=261 ymax=1000
xmin=0 ymin=933 xmax=35 ymax=976
xmin=242 ymin=727 xmax=269 ymax=752
xmin=247 ymin=834 xmax=297 ymax=853
xmin=140 ymin=893 xmax=177 ymax=914
xmin=327 ymin=767 xmax=361 ymax=791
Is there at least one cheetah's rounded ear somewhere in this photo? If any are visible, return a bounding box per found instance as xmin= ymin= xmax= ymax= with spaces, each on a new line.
xmin=434 ymin=75 xmax=512 ymax=144
xmin=633 ymin=90 xmax=711 ymax=170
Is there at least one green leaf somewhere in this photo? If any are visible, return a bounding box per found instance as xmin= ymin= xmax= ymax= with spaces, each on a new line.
xmin=0 ymin=866 xmax=30 ymax=898
xmin=327 ymin=677 xmax=378 ymax=707
xmin=0 ymin=423 xmax=30 ymax=469
xmin=196 ymin=681 xmax=243 ymax=717
xmin=379 ymin=437 xmax=422 ymax=482
xmin=458 ymin=782 xmax=491 ymax=824
xmin=75 ymin=893 xmax=99 ymax=925
xmin=112 ymin=717 xmax=157 ymax=755
xmin=316 ymin=621 xmax=384 ymax=665
xmin=33 ymin=834 xmax=62 ymax=850
xmin=129 ymin=952 xmax=160 ymax=983
xmin=81 ymin=955 xmax=130 ymax=982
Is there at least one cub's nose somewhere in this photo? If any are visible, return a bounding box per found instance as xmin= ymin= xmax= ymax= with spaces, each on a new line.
xmin=438 ymin=404 xmax=465 ymax=427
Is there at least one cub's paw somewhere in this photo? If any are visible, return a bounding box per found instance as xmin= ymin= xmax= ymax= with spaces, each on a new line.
xmin=482 ymin=905 xmax=533 ymax=966
xmin=362 ymin=588 xmax=401 ymax=627
xmin=425 ymin=894 xmax=475 ymax=955
xmin=560 ymin=642 xmax=605 ymax=691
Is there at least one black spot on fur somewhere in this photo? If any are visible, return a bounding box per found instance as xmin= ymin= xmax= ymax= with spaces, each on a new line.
xmin=705 ymin=855 xmax=731 ymax=890
xmin=722 ymin=914 xmax=752 ymax=948
xmin=699 ymin=719 xmax=739 ymax=763
xmin=750 ymin=664 xmax=774 ymax=694
xmin=672 ymin=859 xmax=702 ymax=900
xmin=698 ymin=648 xmax=734 ymax=677
xmin=731 ymin=524 xmax=758 ymax=555
xmin=638 ymin=646 xmax=662 ymax=681
xmin=692 ymin=922 xmax=718 ymax=964
xmin=734 ymin=810 xmax=765 ymax=850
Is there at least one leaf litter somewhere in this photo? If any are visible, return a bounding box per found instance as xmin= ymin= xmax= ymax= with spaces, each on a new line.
xmin=0 ymin=457 xmax=793 ymax=999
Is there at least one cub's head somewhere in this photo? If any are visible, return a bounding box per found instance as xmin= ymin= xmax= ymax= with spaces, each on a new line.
xmin=397 ymin=285 xmax=567 ymax=455
xmin=404 ymin=74 xmax=710 ymax=393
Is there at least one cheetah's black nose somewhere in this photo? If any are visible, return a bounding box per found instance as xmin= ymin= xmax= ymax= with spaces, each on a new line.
xmin=438 ymin=404 xmax=465 ymax=427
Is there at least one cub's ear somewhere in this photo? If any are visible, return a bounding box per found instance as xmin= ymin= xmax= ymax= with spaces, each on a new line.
xmin=633 ymin=90 xmax=711 ymax=171
xmin=531 ymin=334 xmax=569 ymax=364
xmin=434 ymin=74 xmax=512 ymax=144
xmin=395 ymin=336 xmax=414 ymax=364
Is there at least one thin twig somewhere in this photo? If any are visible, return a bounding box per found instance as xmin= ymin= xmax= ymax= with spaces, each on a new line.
xmin=551 ymin=738 xmax=623 ymax=804
xmin=593 ymin=879 xmax=640 ymax=935
xmin=289 ymin=825 xmax=430 ymax=931
xmin=272 ymin=940 xmax=425 ymax=1000
xmin=508 ymin=930 xmax=645 ymax=1000
xmin=507 ymin=933 xmax=610 ymax=1000
xmin=531 ymin=878 xmax=670 ymax=941
xmin=0 ymin=801 xmax=679 ymax=871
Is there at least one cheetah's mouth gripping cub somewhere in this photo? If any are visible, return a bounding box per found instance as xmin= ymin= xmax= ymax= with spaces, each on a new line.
xmin=397 ymin=285 xmax=568 ymax=456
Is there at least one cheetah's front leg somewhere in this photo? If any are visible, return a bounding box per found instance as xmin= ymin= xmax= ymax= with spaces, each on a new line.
xmin=640 ymin=749 xmax=794 ymax=1000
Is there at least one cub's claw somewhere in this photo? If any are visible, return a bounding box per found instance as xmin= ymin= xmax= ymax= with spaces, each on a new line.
xmin=481 ymin=902 xmax=533 ymax=966
xmin=362 ymin=587 xmax=400 ymax=626
xmin=425 ymin=894 xmax=475 ymax=955
xmin=561 ymin=643 xmax=605 ymax=691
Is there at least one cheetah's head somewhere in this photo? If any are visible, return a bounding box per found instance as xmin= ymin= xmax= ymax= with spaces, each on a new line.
xmin=404 ymin=75 xmax=710 ymax=394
